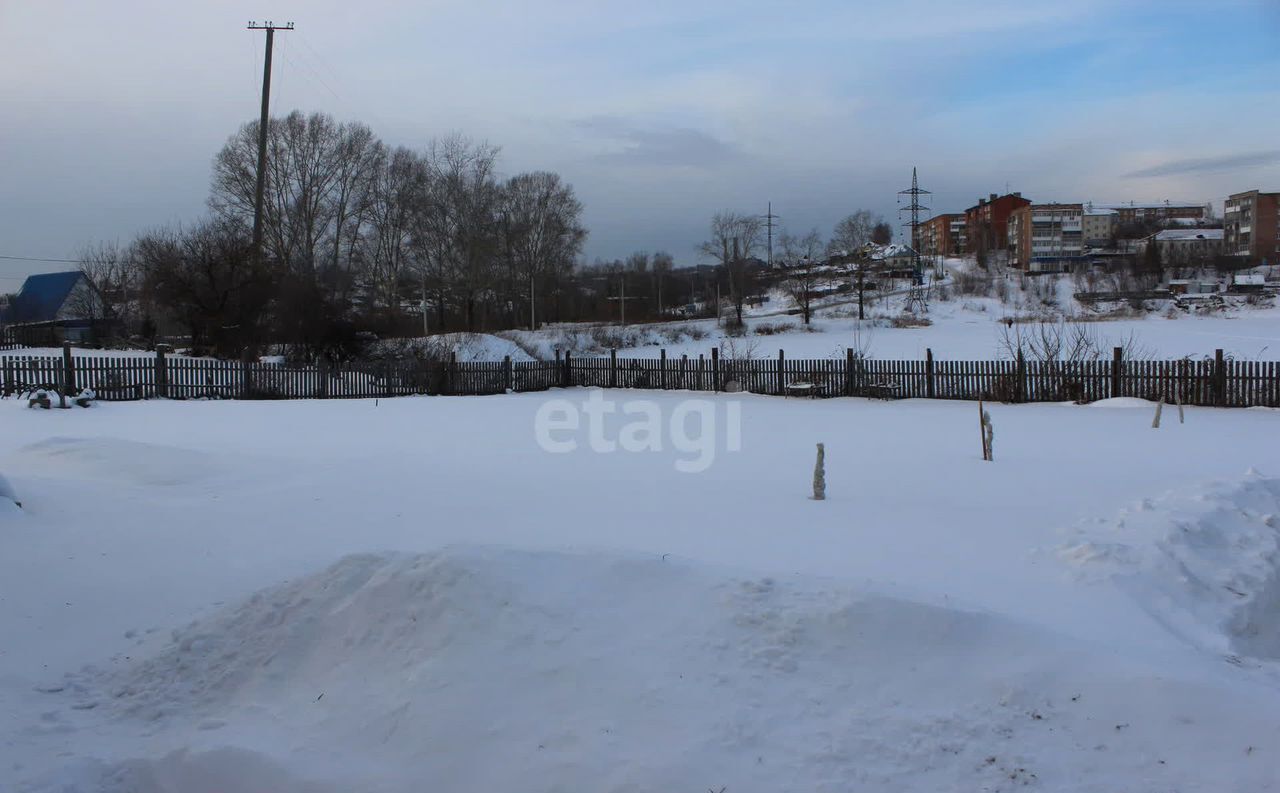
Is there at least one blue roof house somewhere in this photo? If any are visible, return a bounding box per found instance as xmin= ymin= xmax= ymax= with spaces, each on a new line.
xmin=2 ymin=271 xmax=105 ymax=344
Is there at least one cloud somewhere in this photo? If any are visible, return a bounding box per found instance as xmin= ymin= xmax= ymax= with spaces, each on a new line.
xmin=1124 ymin=150 xmax=1280 ymax=179
xmin=577 ymin=116 xmax=741 ymax=168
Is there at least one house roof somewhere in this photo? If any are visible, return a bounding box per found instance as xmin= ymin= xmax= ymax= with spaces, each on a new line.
xmin=5 ymin=271 xmax=85 ymax=323
xmin=869 ymin=243 xmax=918 ymax=260
xmin=1153 ymin=229 xmax=1223 ymax=242
xmin=1099 ymin=202 xmax=1204 ymax=211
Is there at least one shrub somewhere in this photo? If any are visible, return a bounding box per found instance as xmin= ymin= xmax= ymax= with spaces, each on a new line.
xmin=891 ymin=315 xmax=932 ymax=328
xmin=753 ymin=321 xmax=797 ymax=336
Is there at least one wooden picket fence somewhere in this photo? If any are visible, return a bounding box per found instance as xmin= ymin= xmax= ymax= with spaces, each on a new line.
xmin=2 ymin=345 xmax=1278 ymax=408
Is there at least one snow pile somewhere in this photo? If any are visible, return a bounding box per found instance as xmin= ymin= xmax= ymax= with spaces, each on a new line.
xmin=366 ymin=333 xmax=536 ymax=362
xmin=15 ymin=437 xmax=226 ymax=488
xmin=1060 ymin=471 xmax=1280 ymax=660
xmin=32 ymin=547 xmax=1280 ymax=792
xmin=436 ymin=332 xmax=535 ymax=362
xmin=0 ymin=469 xmax=19 ymax=509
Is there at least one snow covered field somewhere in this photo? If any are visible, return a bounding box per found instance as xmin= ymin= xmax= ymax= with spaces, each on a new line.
xmin=494 ymin=295 xmax=1280 ymax=364
xmin=2 ymin=392 xmax=1280 ymax=791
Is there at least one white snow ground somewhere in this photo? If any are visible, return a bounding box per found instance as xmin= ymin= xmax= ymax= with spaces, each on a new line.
xmin=2 ymin=393 xmax=1279 ymax=791
xmin=494 ymin=292 xmax=1280 ymax=363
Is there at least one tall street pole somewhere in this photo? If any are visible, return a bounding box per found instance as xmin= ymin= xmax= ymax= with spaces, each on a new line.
xmin=247 ymin=21 xmax=292 ymax=263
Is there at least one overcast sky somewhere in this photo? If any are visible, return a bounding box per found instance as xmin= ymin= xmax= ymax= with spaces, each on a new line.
xmin=3 ymin=0 xmax=1279 ymax=288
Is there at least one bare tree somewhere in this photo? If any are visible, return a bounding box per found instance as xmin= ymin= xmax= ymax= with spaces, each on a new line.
xmin=779 ymin=228 xmax=825 ymax=325
xmin=498 ymin=171 xmax=587 ymax=330
xmin=828 ymin=210 xmax=887 ymax=255
xmin=844 ymin=245 xmax=888 ymax=321
xmin=414 ymin=134 xmax=503 ymax=331
xmin=360 ymin=146 xmax=430 ymax=314
xmin=134 ymin=220 xmax=273 ymax=358
xmin=700 ymin=211 xmax=763 ymax=328
xmin=871 ymin=221 xmax=893 ymax=246
xmin=74 ymin=241 xmax=138 ymax=337
xmin=211 ymin=112 xmax=361 ymax=273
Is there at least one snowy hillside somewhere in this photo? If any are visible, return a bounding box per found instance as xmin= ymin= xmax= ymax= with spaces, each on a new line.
xmin=491 ymin=269 xmax=1280 ymax=362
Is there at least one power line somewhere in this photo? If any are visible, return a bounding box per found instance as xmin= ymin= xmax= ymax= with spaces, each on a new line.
xmin=0 ymin=254 xmax=81 ymax=263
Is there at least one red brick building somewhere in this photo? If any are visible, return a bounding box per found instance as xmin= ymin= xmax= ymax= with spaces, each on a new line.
xmin=913 ymin=214 xmax=967 ymax=257
xmin=964 ymin=192 xmax=1031 ymax=259
xmin=1107 ymin=202 xmax=1208 ymax=226
xmin=1224 ymin=189 xmax=1280 ymax=264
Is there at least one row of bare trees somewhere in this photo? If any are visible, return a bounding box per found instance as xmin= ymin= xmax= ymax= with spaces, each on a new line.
xmin=78 ymin=111 xmax=589 ymax=359
xmin=697 ymin=209 xmax=895 ymax=327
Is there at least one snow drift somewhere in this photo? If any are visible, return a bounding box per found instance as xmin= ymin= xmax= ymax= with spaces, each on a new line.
xmin=1060 ymin=471 xmax=1280 ymax=661
xmin=31 ymin=546 xmax=1280 ymax=792
xmin=14 ymin=437 xmax=227 ymax=488
xmin=0 ymin=469 xmax=19 ymax=508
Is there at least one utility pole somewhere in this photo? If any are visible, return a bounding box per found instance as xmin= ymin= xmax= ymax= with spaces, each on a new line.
xmin=421 ymin=277 xmax=430 ymax=337
xmin=605 ymin=273 xmax=641 ymax=326
xmin=246 ymin=21 xmax=293 ymax=263
xmin=763 ymin=202 xmax=781 ymax=268
xmin=898 ymin=167 xmax=931 ymax=285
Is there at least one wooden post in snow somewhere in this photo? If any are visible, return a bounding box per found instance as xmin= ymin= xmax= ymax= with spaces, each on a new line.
xmin=925 ymin=348 xmax=936 ymax=399
xmin=62 ymin=341 xmax=76 ymax=396
xmin=811 ymin=443 xmax=826 ymax=500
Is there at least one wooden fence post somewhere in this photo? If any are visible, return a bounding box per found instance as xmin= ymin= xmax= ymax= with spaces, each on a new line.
xmin=2 ymin=357 xmax=11 ymax=397
xmin=62 ymin=341 xmax=76 ymax=394
xmin=610 ymin=348 xmax=618 ymax=388
xmin=845 ymin=348 xmax=854 ymax=396
xmin=711 ymin=346 xmax=720 ymax=392
xmin=1214 ymin=348 xmax=1226 ymax=407
xmin=155 ymin=345 xmax=169 ymax=398
xmin=1111 ymin=346 xmax=1123 ymax=399
xmin=503 ymin=355 xmax=512 ymax=392
xmin=448 ymin=351 xmax=457 ymax=395
xmin=241 ymin=348 xmax=252 ymax=399
xmin=563 ymin=350 xmax=572 ymax=388
xmin=1016 ymin=350 xmax=1027 ymax=403
xmin=318 ymin=356 xmax=330 ymax=398
xmin=925 ymin=348 xmax=935 ymax=399
xmin=777 ymin=349 xmax=785 ymax=395
xmin=660 ymin=349 xmax=667 ymax=390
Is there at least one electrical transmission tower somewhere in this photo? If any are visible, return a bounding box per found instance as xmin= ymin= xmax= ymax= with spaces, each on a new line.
xmin=762 ymin=202 xmax=781 ymax=268
xmin=247 ymin=21 xmax=293 ymax=263
xmin=897 ymin=167 xmax=930 ymax=285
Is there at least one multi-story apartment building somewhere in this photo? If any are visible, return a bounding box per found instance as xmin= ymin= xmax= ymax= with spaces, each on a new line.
xmin=1106 ymin=202 xmax=1208 ymax=226
xmin=1224 ymin=189 xmax=1280 ymax=264
xmin=1146 ymin=229 xmax=1224 ymax=266
xmin=964 ymin=192 xmax=1030 ymax=258
xmin=1007 ymin=203 xmax=1085 ymax=271
xmin=913 ymin=213 xmax=967 ymax=257
xmin=1082 ymin=209 xmax=1117 ymax=247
